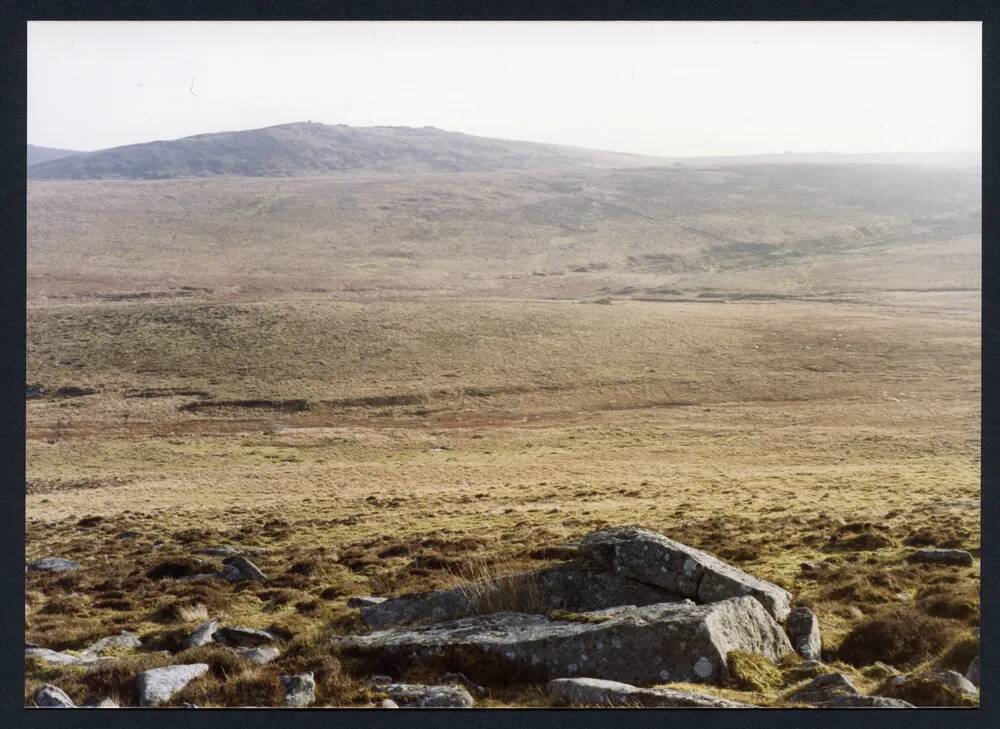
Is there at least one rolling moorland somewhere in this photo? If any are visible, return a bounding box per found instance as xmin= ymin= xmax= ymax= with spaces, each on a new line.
xmin=25 ymin=123 xmax=981 ymax=708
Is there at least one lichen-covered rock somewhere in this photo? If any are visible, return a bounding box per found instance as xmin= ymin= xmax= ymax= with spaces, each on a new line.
xmin=906 ymin=549 xmax=974 ymax=567
xmin=281 ymin=673 xmax=316 ymax=707
xmin=83 ymin=631 xmax=141 ymax=656
xmin=785 ymin=607 xmax=821 ymax=660
xmin=221 ymin=555 xmax=267 ymax=582
xmin=184 ymin=619 xmax=220 ymax=649
xmin=548 ymin=677 xmax=754 ymax=708
xmin=215 ymin=625 xmax=279 ymax=648
xmin=786 ymin=672 xmax=858 ymax=705
xmin=383 ymin=683 xmax=475 ymax=708
xmin=28 ymin=557 xmax=80 ymax=573
xmin=817 ymin=695 xmax=914 ymax=708
xmin=35 ymin=684 xmax=75 ymax=708
xmin=25 ymin=646 xmax=105 ymax=666
xmin=579 ymin=527 xmax=791 ymax=621
xmin=234 ymin=645 xmax=281 ymax=665
xmin=359 ymin=560 xmax=681 ymax=629
xmin=137 ymin=664 xmax=209 ymax=706
xmin=337 ymin=596 xmax=791 ymax=686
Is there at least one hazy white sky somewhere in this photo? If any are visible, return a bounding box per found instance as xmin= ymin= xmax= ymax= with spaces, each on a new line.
xmin=28 ymin=21 xmax=981 ymax=156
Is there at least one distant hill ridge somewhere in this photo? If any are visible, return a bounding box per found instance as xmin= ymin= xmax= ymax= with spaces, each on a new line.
xmin=27 ymin=144 xmax=84 ymax=166
xmin=26 ymin=122 xmax=665 ymax=180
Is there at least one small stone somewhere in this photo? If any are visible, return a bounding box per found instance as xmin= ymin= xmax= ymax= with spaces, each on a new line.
xmin=384 ymin=683 xmax=475 ymax=708
xmin=25 ymin=647 xmax=104 ymax=666
xmin=137 ymin=664 xmax=209 ymax=706
xmin=234 ymin=645 xmax=280 ymax=665
xmin=35 ymin=684 xmax=75 ymax=708
xmin=28 ymin=557 xmax=80 ymax=573
xmin=548 ymin=677 xmax=753 ymax=708
xmin=184 ymin=619 xmax=220 ymax=648
xmin=906 ymin=549 xmax=974 ymax=567
xmin=281 ymin=673 xmax=316 ymax=708
xmin=83 ymin=631 xmax=141 ymax=656
xmin=378 ymin=699 xmax=400 ymax=708
xmin=197 ymin=546 xmax=245 ymax=557
xmin=215 ymin=625 xmax=279 ymax=648
xmin=221 ymin=555 xmax=267 ymax=582
xmin=785 ymin=607 xmax=821 ymax=660
xmin=817 ymin=695 xmax=914 ymax=708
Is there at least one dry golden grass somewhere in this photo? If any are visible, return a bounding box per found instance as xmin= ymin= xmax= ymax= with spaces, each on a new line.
xmin=25 ymin=293 xmax=979 ymax=707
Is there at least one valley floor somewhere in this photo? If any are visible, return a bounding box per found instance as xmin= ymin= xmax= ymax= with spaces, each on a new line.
xmin=25 ymin=293 xmax=980 ymax=707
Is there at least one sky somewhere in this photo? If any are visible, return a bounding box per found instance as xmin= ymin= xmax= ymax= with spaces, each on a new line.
xmin=28 ymin=21 xmax=981 ymax=157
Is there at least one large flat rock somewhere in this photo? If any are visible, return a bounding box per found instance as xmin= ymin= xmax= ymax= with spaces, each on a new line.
xmin=337 ymin=596 xmax=791 ymax=686
xmin=579 ymin=527 xmax=791 ymax=621
xmin=359 ymin=560 xmax=681 ymax=629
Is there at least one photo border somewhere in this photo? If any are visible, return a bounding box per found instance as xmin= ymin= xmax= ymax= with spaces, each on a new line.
xmin=1 ymin=3 xmax=994 ymax=729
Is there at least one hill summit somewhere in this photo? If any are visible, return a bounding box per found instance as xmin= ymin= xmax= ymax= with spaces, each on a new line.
xmin=26 ymin=122 xmax=663 ymax=180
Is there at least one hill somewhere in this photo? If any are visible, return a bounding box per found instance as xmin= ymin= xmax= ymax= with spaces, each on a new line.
xmin=25 ymin=122 xmax=665 ymax=180
xmin=27 ymin=144 xmax=83 ymax=166
xmin=27 ymin=162 xmax=980 ymax=303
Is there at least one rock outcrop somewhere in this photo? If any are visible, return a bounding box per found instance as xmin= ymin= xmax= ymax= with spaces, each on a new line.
xmin=579 ymin=527 xmax=791 ymax=621
xmin=337 ymin=596 xmax=791 ymax=686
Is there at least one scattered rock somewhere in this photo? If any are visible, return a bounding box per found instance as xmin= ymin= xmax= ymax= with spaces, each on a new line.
xmin=83 ymin=631 xmax=142 ymax=656
xmin=785 ymin=607 xmax=821 ymax=660
xmin=35 ymin=684 xmax=75 ymax=708
xmin=347 ymin=596 xmax=389 ymax=609
xmin=383 ymin=683 xmax=475 ymax=708
xmin=965 ymin=655 xmax=979 ymax=687
xmin=548 ymin=677 xmax=754 ymax=708
xmin=184 ymin=619 xmax=220 ymax=649
xmin=137 ymin=663 xmax=209 ymax=706
xmin=907 ymin=549 xmax=974 ymax=567
xmin=28 ymin=557 xmax=80 ymax=573
xmin=816 ymin=695 xmax=914 ymax=708
xmin=25 ymin=646 xmax=104 ymax=666
xmin=235 ymin=645 xmax=281 ymax=665
xmin=215 ymin=625 xmax=279 ymax=648
xmin=281 ymin=673 xmax=316 ymax=708
xmin=196 ymin=546 xmax=246 ymax=557
xmin=371 ymin=674 xmax=393 ymax=688
xmin=579 ymin=527 xmax=791 ymax=621
xmin=377 ymin=699 xmax=400 ymax=708
xmin=337 ymin=596 xmax=791 ymax=686
xmin=221 ymin=555 xmax=267 ymax=582
xmin=786 ymin=672 xmax=859 ymax=705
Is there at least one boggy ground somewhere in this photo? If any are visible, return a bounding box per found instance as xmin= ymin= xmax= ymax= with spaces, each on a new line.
xmin=25 ymin=294 xmax=980 ymax=707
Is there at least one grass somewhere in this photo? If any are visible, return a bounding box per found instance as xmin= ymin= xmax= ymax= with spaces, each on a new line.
xmin=25 ymin=294 xmax=980 ymax=707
